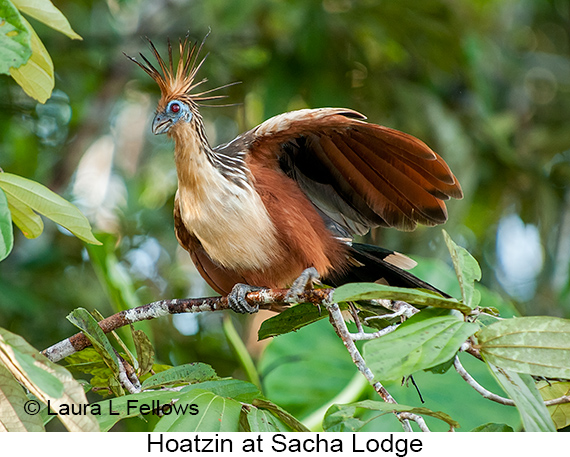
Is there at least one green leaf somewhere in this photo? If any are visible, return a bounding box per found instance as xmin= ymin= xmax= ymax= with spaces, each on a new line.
xmin=0 ymin=362 xmax=44 ymax=431
xmin=424 ymin=356 xmax=455 ymax=375
xmin=0 ymin=327 xmax=99 ymax=431
xmin=141 ymin=363 xmax=218 ymax=390
xmin=153 ymin=389 xmax=243 ymax=432
xmin=11 ymin=0 xmax=82 ymax=40
xmin=471 ymin=422 xmax=514 ymax=432
xmin=86 ymin=235 xmax=142 ymax=312
xmin=13 ymin=350 xmax=63 ymax=398
xmin=258 ymin=302 xmax=327 ymax=340
xmin=363 ymin=308 xmax=479 ymax=381
xmin=333 ymin=282 xmax=471 ymax=314
xmin=258 ymin=319 xmax=357 ymax=420
xmin=323 ymin=400 xmax=459 ymax=431
xmin=0 ymin=0 xmax=31 ymax=74
xmin=251 ymin=398 xmax=309 ymax=432
xmin=9 ymin=18 xmax=53 ymax=103
xmin=244 ymin=405 xmax=291 ymax=432
xmin=442 ymin=230 xmax=481 ymax=308
xmin=93 ymin=390 xmax=188 ymax=432
xmin=7 ymin=197 xmax=43 ymax=239
xmin=132 ymin=328 xmax=154 ymax=378
xmin=0 ymin=172 xmax=100 ymax=245
xmin=477 ymin=316 xmax=570 ymax=379
xmin=63 ymin=348 xmax=115 ymax=393
xmin=181 ymin=378 xmax=262 ymax=404
xmin=66 ymin=308 xmax=120 ymax=375
xmin=487 ymin=362 xmax=555 ymax=432
xmin=0 ymin=189 xmax=14 ymax=262
xmin=538 ymin=381 xmax=570 ymax=430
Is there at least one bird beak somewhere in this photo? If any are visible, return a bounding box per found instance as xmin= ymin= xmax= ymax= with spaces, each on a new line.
xmin=152 ymin=113 xmax=172 ymax=135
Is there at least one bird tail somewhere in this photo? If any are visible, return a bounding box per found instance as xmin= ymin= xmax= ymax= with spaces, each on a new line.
xmin=326 ymin=242 xmax=450 ymax=298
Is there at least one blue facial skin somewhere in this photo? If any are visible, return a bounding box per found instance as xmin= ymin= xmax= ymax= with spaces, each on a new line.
xmin=152 ymin=100 xmax=193 ymax=135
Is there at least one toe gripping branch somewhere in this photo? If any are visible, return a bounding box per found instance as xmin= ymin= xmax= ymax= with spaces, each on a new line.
xmin=227 ymin=283 xmax=265 ymax=314
xmin=227 ymin=267 xmax=322 ymax=314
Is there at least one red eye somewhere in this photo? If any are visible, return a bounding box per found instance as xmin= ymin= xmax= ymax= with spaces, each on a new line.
xmin=170 ymin=103 xmax=180 ymax=113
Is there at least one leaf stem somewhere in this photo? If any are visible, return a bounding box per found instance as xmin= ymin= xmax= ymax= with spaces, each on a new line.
xmin=222 ymin=315 xmax=262 ymax=391
xmin=301 ymin=372 xmax=368 ymax=431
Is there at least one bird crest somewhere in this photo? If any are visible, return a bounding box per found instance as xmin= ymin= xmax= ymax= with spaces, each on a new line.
xmin=126 ymin=34 xmax=236 ymax=111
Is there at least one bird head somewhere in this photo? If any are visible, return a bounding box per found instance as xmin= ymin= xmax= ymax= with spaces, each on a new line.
xmin=126 ymin=34 xmax=234 ymax=136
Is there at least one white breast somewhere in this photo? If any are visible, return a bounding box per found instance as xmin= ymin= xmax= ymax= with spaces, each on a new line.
xmin=177 ymin=156 xmax=280 ymax=272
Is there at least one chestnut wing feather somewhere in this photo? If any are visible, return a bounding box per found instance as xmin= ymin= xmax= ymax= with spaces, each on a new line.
xmin=230 ymin=108 xmax=462 ymax=235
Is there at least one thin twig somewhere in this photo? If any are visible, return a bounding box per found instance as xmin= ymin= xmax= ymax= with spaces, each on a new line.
xmin=115 ymin=349 xmax=141 ymax=394
xmin=453 ymin=356 xmax=514 ymax=405
xmin=326 ymin=301 xmax=428 ymax=432
xmin=454 ymin=355 xmax=570 ymax=407
xmin=350 ymin=324 xmax=399 ymax=341
xmin=398 ymin=413 xmax=432 ymax=432
xmin=545 ymin=395 xmax=570 ymax=407
xmin=370 ymin=300 xmax=419 ymax=318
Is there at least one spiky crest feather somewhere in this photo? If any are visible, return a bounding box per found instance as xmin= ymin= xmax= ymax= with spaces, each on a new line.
xmin=125 ymin=34 xmax=235 ymax=111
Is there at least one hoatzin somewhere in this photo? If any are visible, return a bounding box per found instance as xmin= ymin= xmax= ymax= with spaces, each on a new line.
xmin=127 ymin=37 xmax=463 ymax=313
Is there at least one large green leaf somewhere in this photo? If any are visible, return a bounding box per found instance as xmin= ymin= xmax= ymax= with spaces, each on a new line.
xmin=153 ymin=388 xmax=243 ymax=432
xmin=443 ymin=230 xmax=481 ymax=308
xmin=12 ymin=0 xmax=82 ymax=40
xmin=477 ymin=316 xmax=570 ymax=379
xmin=0 ymin=327 xmax=99 ymax=431
xmin=96 ymin=378 xmax=300 ymax=432
xmin=0 ymin=189 xmax=13 ymax=262
xmin=363 ymin=308 xmax=479 ymax=381
xmin=93 ymin=389 xmax=189 ymax=432
xmin=487 ymin=362 xmax=555 ymax=432
xmin=0 ymin=172 xmax=100 ymax=245
xmin=0 ymin=0 xmax=31 ymax=74
xmin=333 ymin=282 xmax=471 ymax=314
xmin=8 ymin=17 xmax=53 ymax=103
xmin=323 ymin=400 xmax=459 ymax=431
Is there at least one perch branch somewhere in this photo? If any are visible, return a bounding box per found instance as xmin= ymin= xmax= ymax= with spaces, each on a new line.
xmin=42 ymin=286 xmax=432 ymax=431
xmin=42 ymin=288 xmax=331 ymax=362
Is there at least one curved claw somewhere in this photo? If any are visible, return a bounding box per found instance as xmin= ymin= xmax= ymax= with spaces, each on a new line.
xmin=227 ymin=283 xmax=264 ymax=314
xmin=285 ymin=267 xmax=321 ymax=304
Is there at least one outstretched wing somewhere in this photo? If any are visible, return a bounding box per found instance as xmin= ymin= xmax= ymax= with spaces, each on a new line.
xmin=220 ymin=108 xmax=463 ymax=236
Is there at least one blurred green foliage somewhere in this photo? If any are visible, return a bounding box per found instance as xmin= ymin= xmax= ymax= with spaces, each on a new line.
xmin=1 ymin=0 xmax=570 ymax=431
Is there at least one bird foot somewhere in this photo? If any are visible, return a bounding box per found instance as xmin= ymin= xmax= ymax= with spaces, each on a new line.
xmin=285 ymin=267 xmax=321 ymax=304
xmin=227 ymin=283 xmax=263 ymax=314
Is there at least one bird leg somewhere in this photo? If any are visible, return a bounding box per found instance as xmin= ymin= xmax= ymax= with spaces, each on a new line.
xmin=227 ymin=283 xmax=264 ymax=314
xmin=285 ymin=267 xmax=321 ymax=304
